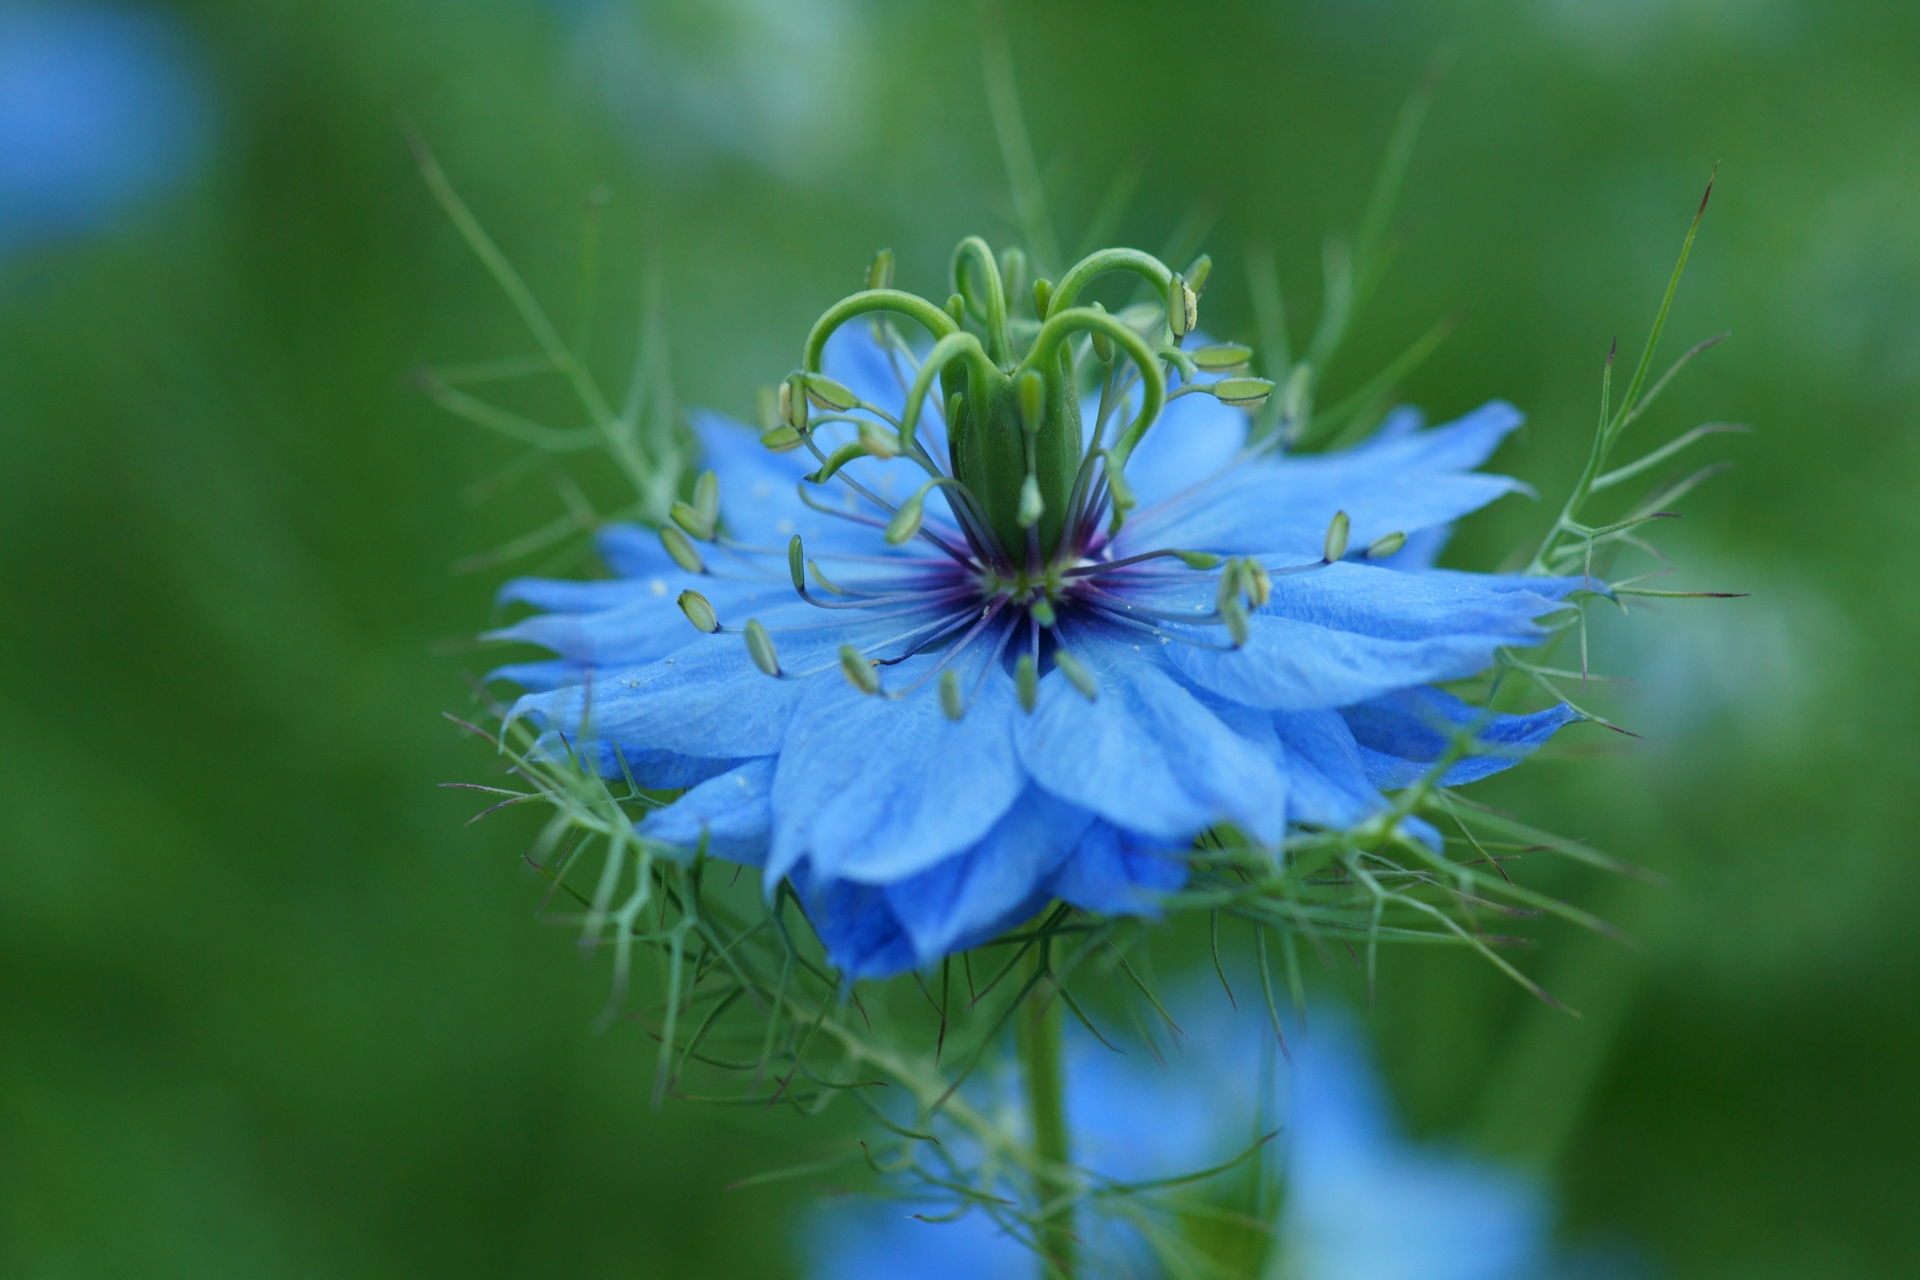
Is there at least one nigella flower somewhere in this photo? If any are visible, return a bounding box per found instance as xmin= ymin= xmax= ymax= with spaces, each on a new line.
xmin=802 ymin=1001 xmax=1548 ymax=1280
xmin=493 ymin=241 xmax=1581 ymax=978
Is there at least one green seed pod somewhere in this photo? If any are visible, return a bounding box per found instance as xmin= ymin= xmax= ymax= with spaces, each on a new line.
xmin=803 ymin=372 xmax=860 ymax=412
xmin=677 ymin=589 xmax=719 ymax=634
xmin=866 ymin=248 xmax=895 ymax=292
xmin=1212 ymin=377 xmax=1275 ymax=407
xmin=760 ymin=425 xmax=805 ymax=453
xmin=1054 ymin=650 xmax=1099 ymax=702
xmin=1016 ymin=368 xmax=1046 ymax=435
xmin=1017 ymin=473 xmax=1044 ymax=529
xmin=669 ymin=500 xmax=714 ymax=542
xmin=1323 ymin=509 xmax=1351 ymax=563
xmin=692 ymin=469 xmax=720 ymax=527
xmin=1365 ymin=531 xmax=1407 ymax=560
xmin=1032 ymin=277 xmax=1053 ymax=318
xmin=1184 ymin=253 xmax=1213 ymax=295
xmin=1192 ymin=343 xmax=1254 ymax=372
xmin=661 ymin=525 xmax=705 ymax=573
xmin=858 ymin=420 xmax=901 ymax=459
xmin=939 ymin=669 xmax=965 ymax=721
xmin=839 ymin=645 xmax=880 ymax=695
xmin=1015 ymin=653 xmax=1038 ymax=713
xmin=787 ymin=534 xmax=806 ymax=592
xmin=744 ymin=618 xmax=780 ymax=676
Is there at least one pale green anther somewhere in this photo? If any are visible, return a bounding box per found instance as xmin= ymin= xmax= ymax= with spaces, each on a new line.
xmin=1244 ymin=559 xmax=1272 ymax=608
xmin=1016 ymin=368 xmax=1045 ymax=435
xmin=1216 ymin=561 xmax=1244 ymax=613
xmin=1090 ymin=302 xmax=1113 ymax=363
xmin=1193 ymin=343 xmax=1254 ymax=371
xmin=661 ymin=525 xmax=705 ymax=573
xmin=787 ymin=534 xmax=806 ymax=592
xmin=803 ymin=372 xmax=860 ymax=412
xmin=780 ymin=374 xmax=809 ymax=431
xmin=1167 ymin=273 xmax=1191 ymax=339
xmin=885 ymin=486 xmax=928 ymax=545
xmin=1017 ymin=474 xmax=1044 ymax=529
xmin=760 ymin=425 xmax=805 ymax=453
xmin=1324 ymin=509 xmax=1351 ymax=562
xmin=858 ymin=420 xmax=901 ymax=459
xmin=1000 ymin=245 xmax=1029 ymax=310
xmin=1212 ymin=377 xmax=1275 ymax=407
xmin=692 ymin=469 xmax=720 ymax=526
xmin=677 ymin=589 xmax=719 ymax=634
xmin=1366 ymin=531 xmax=1407 ymax=560
xmin=1221 ymin=595 xmax=1251 ymax=647
xmin=1053 ymin=650 xmax=1099 ymax=701
xmin=867 ymin=248 xmax=895 ymax=292
xmin=757 ymin=386 xmax=780 ymax=432
xmin=839 ymin=645 xmax=881 ymax=695
xmin=939 ymin=669 xmax=965 ymax=721
xmin=669 ymin=500 xmax=714 ymax=542
xmin=1015 ymin=653 xmax=1038 ymax=712
xmin=1032 ymin=277 xmax=1052 ymax=318
xmin=944 ymin=293 xmax=966 ymax=324
xmin=1280 ymin=362 xmax=1313 ymax=437
xmin=744 ymin=618 xmax=780 ymax=676
xmin=1177 ymin=550 xmax=1222 ymax=570
xmin=1184 ymin=253 xmax=1214 ymax=295
xmin=1030 ymin=596 xmax=1057 ymax=627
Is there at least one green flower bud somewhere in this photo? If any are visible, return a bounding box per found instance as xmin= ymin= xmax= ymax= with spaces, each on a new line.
xmin=1212 ymin=377 xmax=1275 ymax=407
xmin=944 ymin=293 xmax=966 ymax=324
xmin=866 ymin=248 xmax=895 ymax=292
xmin=939 ymin=669 xmax=965 ymax=721
xmin=1032 ymin=277 xmax=1053 ymax=318
xmin=1030 ymin=596 xmax=1057 ymax=628
xmin=760 ymin=425 xmax=805 ymax=453
xmin=1184 ymin=253 xmax=1213 ymax=295
xmin=1017 ymin=473 xmax=1044 ymax=529
xmin=787 ymin=534 xmax=806 ymax=592
xmin=669 ymin=500 xmax=714 ymax=542
xmin=692 ymin=469 xmax=720 ymax=527
xmin=858 ymin=420 xmax=901 ymax=459
xmin=1016 ymin=368 xmax=1045 ymax=435
xmin=803 ymin=372 xmax=860 ymax=412
xmin=839 ymin=645 xmax=880 ymax=695
xmin=744 ymin=618 xmax=780 ymax=676
xmin=780 ymin=374 xmax=809 ymax=431
xmin=1365 ymin=531 xmax=1407 ymax=560
xmin=1054 ymin=649 xmax=1099 ymax=702
xmin=1015 ymin=653 xmax=1038 ymax=713
xmin=1192 ymin=343 xmax=1254 ymax=372
xmin=1323 ymin=509 xmax=1351 ymax=563
xmin=677 ymin=589 xmax=719 ymax=634
xmin=661 ymin=525 xmax=705 ymax=573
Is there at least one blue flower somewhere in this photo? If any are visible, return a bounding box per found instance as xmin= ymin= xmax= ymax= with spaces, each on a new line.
xmin=0 ymin=4 xmax=209 ymax=255
xmin=495 ymin=261 xmax=1580 ymax=980
xmin=802 ymin=1001 xmax=1549 ymax=1280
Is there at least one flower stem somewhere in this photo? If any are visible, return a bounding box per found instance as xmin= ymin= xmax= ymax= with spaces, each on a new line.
xmin=1016 ymin=944 xmax=1074 ymax=1277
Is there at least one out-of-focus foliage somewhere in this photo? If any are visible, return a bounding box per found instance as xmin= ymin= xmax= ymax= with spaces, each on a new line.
xmin=2 ymin=1 xmax=1915 ymax=1277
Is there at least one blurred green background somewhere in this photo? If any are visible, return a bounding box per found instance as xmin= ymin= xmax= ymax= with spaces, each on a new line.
xmin=3 ymin=0 xmax=1917 ymax=1275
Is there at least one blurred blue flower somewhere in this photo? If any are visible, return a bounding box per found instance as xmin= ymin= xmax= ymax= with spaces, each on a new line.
xmin=803 ymin=1004 xmax=1549 ymax=1279
xmin=496 ymin=326 xmax=1580 ymax=978
xmin=0 ymin=3 xmax=209 ymax=255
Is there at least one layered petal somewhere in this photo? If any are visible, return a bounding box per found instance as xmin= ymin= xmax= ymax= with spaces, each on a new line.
xmin=639 ymin=758 xmax=775 ymax=865
xmin=1342 ymin=687 xmax=1580 ymax=789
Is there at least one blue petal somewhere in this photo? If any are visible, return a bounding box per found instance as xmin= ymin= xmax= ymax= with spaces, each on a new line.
xmin=1343 ymin=688 xmax=1580 ymax=789
xmin=490 ymin=571 xmax=793 ymax=672
xmin=1016 ymin=622 xmax=1287 ymax=845
xmin=793 ymin=869 xmax=918 ymax=981
xmin=1269 ymin=709 xmax=1388 ymax=831
xmin=880 ymin=786 xmax=1089 ymax=965
xmin=1117 ymin=401 xmax=1529 ymax=560
xmin=1166 ymin=563 xmax=1575 ymax=712
xmin=1118 ymin=385 xmax=1249 ymax=510
xmin=1047 ymin=820 xmax=1190 ymax=915
xmin=594 ymin=522 xmax=677 ymax=576
xmin=768 ymin=653 xmax=1026 ymax=884
xmin=639 ymin=758 xmax=775 ymax=865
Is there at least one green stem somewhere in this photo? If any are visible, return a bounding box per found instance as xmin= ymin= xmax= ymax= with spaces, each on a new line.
xmin=1016 ymin=945 xmax=1074 ymax=1277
